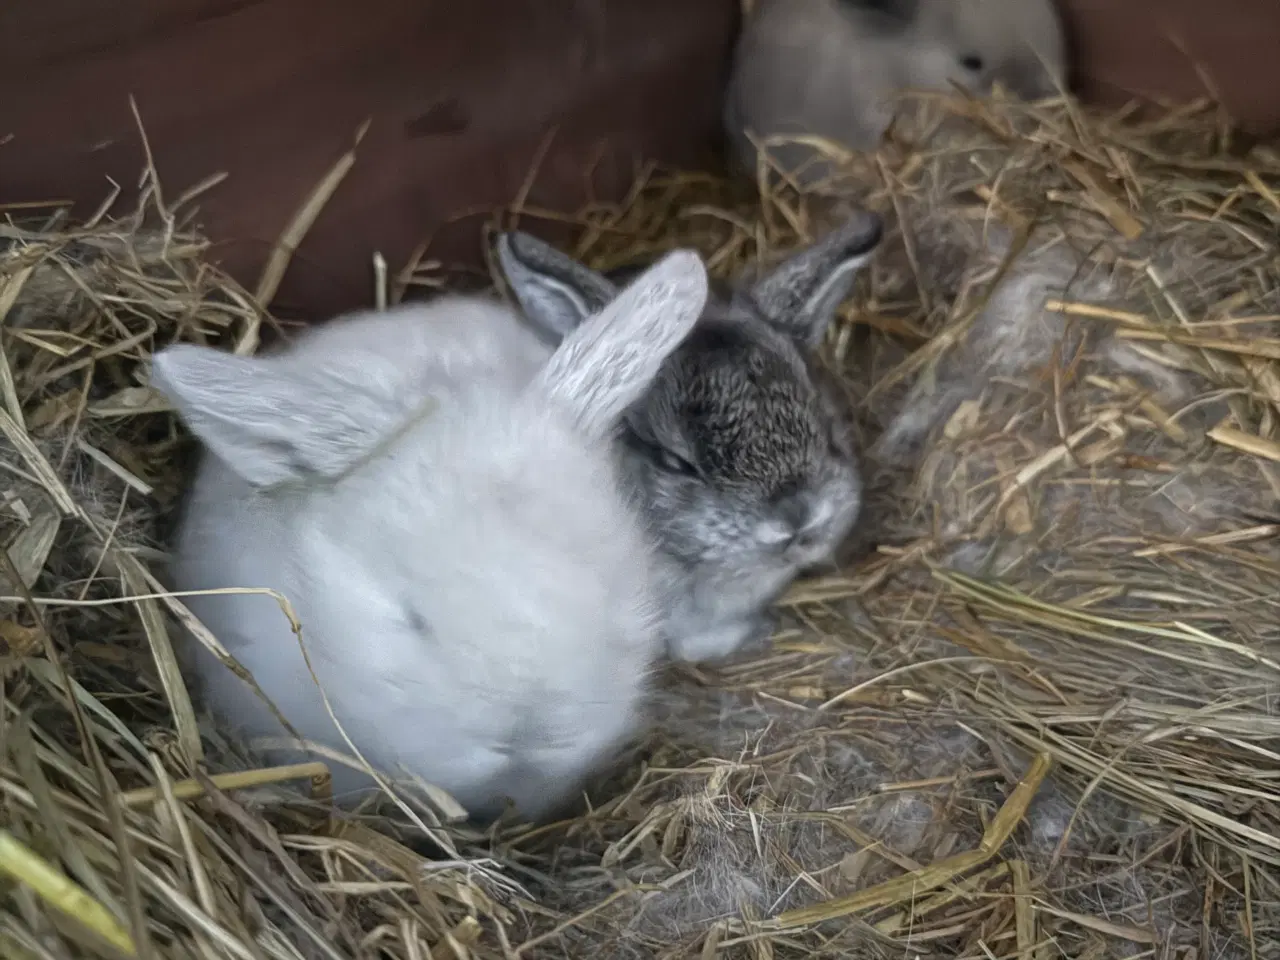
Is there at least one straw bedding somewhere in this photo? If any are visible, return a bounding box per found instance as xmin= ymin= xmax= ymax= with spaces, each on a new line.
xmin=2 ymin=91 xmax=1278 ymax=960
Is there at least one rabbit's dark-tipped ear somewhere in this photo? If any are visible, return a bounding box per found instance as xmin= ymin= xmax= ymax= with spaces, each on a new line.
xmin=151 ymin=344 xmax=405 ymax=488
xmin=496 ymin=231 xmax=618 ymax=343
xmin=746 ymin=209 xmax=883 ymax=350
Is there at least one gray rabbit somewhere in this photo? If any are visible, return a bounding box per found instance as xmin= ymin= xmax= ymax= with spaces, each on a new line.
xmin=496 ymin=213 xmax=882 ymax=662
xmin=725 ymin=0 xmax=1068 ymax=185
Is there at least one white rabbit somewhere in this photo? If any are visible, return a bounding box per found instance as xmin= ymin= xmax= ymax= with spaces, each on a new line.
xmin=152 ymin=251 xmax=709 ymax=823
xmin=725 ymin=0 xmax=1067 ymax=185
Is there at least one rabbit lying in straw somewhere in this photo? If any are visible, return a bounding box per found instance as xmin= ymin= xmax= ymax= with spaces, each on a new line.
xmin=151 ymin=251 xmax=709 ymax=823
xmin=859 ymin=214 xmax=1266 ymax=571
xmin=724 ymin=0 xmax=1067 ymax=186
xmin=496 ymin=212 xmax=883 ymax=663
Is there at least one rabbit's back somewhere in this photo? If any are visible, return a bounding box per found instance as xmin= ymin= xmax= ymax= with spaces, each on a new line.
xmin=323 ymin=383 xmax=663 ymax=678
xmin=283 ymin=296 xmax=554 ymax=403
xmin=318 ymin=396 xmax=663 ymax=813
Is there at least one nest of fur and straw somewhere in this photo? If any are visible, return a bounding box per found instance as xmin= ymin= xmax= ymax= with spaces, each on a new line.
xmin=1 ymin=90 xmax=1278 ymax=960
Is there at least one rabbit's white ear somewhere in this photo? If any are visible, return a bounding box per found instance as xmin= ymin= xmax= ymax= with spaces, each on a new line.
xmin=531 ymin=249 xmax=708 ymax=439
xmin=747 ymin=210 xmax=883 ymax=350
xmin=496 ymin=231 xmax=617 ymax=342
xmin=151 ymin=344 xmax=398 ymax=488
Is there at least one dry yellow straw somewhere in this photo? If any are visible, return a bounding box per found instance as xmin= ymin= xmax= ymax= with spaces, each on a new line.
xmin=0 ymin=829 xmax=137 ymax=956
xmin=118 ymin=761 xmax=332 ymax=808
xmin=767 ymin=752 xmax=1052 ymax=930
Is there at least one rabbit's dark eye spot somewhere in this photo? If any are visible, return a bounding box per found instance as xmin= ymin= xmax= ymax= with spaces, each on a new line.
xmin=960 ymin=54 xmax=984 ymax=73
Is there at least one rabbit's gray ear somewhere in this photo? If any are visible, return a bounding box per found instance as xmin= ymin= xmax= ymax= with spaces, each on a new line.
xmin=531 ymin=250 xmax=708 ymax=440
xmin=151 ymin=344 xmax=406 ymax=488
xmin=746 ymin=210 xmax=883 ymax=351
xmin=496 ymin=232 xmax=618 ymax=343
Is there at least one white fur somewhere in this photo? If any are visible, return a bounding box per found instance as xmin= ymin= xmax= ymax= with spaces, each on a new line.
xmin=154 ymin=251 xmax=709 ymax=822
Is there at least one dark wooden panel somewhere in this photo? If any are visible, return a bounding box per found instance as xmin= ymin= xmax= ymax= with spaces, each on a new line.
xmin=0 ymin=0 xmax=238 ymax=68
xmin=0 ymin=0 xmax=740 ymax=319
xmin=1059 ymin=0 xmax=1280 ymax=134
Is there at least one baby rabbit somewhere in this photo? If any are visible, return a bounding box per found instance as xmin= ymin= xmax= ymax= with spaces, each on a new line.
xmin=496 ymin=213 xmax=882 ymax=663
xmin=151 ymin=251 xmax=709 ymax=823
xmin=725 ymin=0 xmax=1067 ymax=185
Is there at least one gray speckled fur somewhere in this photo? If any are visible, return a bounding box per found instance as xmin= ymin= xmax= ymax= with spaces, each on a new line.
xmin=496 ymin=213 xmax=882 ymax=662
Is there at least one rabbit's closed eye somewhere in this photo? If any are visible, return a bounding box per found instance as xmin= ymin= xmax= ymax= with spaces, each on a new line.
xmin=656 ymin=447 xmax=699 ymax=477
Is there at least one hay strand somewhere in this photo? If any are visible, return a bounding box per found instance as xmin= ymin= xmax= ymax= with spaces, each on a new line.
xmin=0 ymin=829 xmax=137 ymax=956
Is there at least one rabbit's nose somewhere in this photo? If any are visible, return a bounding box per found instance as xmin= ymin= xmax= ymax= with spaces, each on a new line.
xmin=779 ymin=494 xmax=831 ymax=552
xmin=781 ymin=493 xmax=840 ymax=550
xmin=756 ymin=493 xmax=813 ymax=548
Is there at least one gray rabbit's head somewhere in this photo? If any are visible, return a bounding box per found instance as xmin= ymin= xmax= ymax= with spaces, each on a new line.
xmin=495 ymin=213 xmax=882 ymax=582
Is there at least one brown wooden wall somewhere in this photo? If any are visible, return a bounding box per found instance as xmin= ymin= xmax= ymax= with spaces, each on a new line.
xmin=3 ymin=0 xmax=1279 ymax=321
xmin=1064 ymin=0 xmax=1280 ymax=133
xmin=0 ymin=0 xmax=741 ymax=319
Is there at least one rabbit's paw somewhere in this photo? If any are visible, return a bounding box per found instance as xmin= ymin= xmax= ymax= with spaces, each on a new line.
xmin=666 ymin=612 xmax=778 ymax=665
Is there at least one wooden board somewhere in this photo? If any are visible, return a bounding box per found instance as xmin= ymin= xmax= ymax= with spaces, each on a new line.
xmin=0 ymin=0 xmax=740 ymax=319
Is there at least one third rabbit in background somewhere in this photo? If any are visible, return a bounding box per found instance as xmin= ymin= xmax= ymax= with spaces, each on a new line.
xmin=724 ymin=0 xmax=1067 ymax=186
